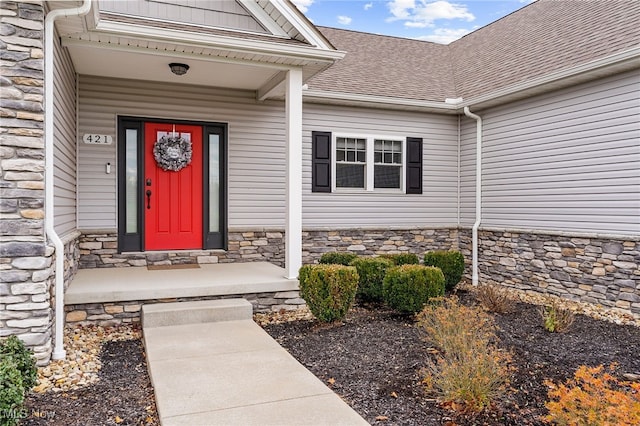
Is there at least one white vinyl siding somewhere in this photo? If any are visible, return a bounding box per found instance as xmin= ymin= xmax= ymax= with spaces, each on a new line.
xmin=98 ymin=0 xmax=268 ymax=34
xmin=53 ymin=30 xmax=77 ymax=237
xmin=77 ymin=76 xmax=286 ymax=230
xmin=303 ymin=104 xmax=459 ymax=227
xmin=460 ymin=70 xmax=640 ymax=235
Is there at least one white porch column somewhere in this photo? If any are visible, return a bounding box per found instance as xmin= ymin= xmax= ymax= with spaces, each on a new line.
xmin=285 ymin=68 xmax=303 ymax=279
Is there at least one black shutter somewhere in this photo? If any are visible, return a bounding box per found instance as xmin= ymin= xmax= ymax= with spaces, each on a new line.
xmin=312 ymin=131 xmax=332 ymax=193
xmin=406 ymin=137 xmax=423 ymax=194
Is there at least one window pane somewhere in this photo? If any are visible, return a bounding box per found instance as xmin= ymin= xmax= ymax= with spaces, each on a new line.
xmin=374 ymin=165 xmax=401 ymax=188
xmin=393 ymin=153 xmax=401 ymax=163
xmin=374 ymin=152 xmax=382 ymax=163
xmin=357 ymin=151 xmax=365 ymax=162
xmin=337 ymin=138 xmax=346 ymax=149
xmin=125 ymin=129 xmax=137 ymax=234
xmin=336 ymin=164 xmax=365 ymax=188
xmin=336 ymin=150 xmax=345 ymax=161
xmin=209 ymin=135 xmax=220 ymax=233
xmin=347 ymin=151 xmax=355 ymax=162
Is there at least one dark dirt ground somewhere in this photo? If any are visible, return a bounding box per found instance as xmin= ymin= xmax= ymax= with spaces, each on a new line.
xmin=264 ymin=290 xmax=640 ymax=426
xmin=22 ymin=340 xmax=157 ymax=426
xmin=20 ymin=289 xmax=640 ymax=426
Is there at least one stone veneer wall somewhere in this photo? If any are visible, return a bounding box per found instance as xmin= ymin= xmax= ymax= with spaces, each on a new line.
xmin=0 ymin=1 xmax=56 ymax=365
xmin=78 ymin=230 xmax=286 ymax=268
xmin=78 ymin=227 xmax=459 ymax=269
xmin=302 ymin=227 xmax=460 ymax=264
xmin=459 ymin=228 xmax=640 ymax=317
xmin=65 ymin=291 xmax=305 ymax=327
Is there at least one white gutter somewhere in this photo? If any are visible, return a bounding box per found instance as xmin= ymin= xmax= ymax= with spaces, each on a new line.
xmin=463 ymin=107 xmax=482 ymax=286
xmin=45 ymin=0 xmax=92 ymax=361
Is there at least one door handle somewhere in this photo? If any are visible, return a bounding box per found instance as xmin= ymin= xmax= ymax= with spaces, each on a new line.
xmin=146 ymin=190 xmax=152 ymax=209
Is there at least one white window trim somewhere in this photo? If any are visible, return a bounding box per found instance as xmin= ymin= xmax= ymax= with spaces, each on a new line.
xmin=331 ymin=133 xmax=406 ymax=193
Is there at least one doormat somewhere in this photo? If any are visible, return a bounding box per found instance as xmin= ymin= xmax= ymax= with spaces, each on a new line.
xmin=147 ymin=264 xmax=201 ymax=271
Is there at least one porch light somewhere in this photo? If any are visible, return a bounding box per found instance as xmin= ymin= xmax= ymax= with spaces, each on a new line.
xmin=169 ymin=63 xmax=190 ymax=76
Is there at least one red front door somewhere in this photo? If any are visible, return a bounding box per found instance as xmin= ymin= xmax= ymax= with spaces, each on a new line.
xmin=144 ymin=122 xmax=203 ymax=250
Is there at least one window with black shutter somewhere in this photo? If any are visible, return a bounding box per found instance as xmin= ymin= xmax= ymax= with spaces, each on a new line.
xmin=406 ymin=137 xmax=423 ymax=194
xmin=312 ymin=131 xmax=331 ymax=192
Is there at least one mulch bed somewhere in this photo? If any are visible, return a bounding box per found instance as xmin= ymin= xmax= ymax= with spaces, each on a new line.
xmin=20 ymin=290 xmax=639 ymax=425
xmin=22 ymin=340 xmax=158 ymax=426
xmin=263 ymin=290 xmax=640 ymax=425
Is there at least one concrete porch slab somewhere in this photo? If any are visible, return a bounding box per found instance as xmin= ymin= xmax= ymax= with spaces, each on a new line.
xmin=65 ymin=262 xmax=297 ymax=305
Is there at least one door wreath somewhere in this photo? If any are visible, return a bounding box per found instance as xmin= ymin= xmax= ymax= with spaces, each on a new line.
xmin=153 ymin=135 xmax=192 ymax=171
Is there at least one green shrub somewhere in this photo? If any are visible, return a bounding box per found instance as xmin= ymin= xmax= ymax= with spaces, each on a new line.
xmin=382 ymin=265 xmax=445 ymax=314
xmin=381 ymin=253 xmax=419 ymax=266
xmin=0 ymin=357 xmax=25 ymax=426
xmin=0 ymin=336 xmax=37 ymax=390
xmin=351 ymin=257 xmax=394 ymax=302
xmin=424 ymin=250 xmax=465 ymax=291
xmin=319 ymin=252 xmax=359 ymax=266
xmin=298 ymin=264 xmax=359 ymax=322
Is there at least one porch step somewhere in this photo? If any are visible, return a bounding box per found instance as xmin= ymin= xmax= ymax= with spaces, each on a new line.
xmin=141 ymin=299 xmax=252 ymax=328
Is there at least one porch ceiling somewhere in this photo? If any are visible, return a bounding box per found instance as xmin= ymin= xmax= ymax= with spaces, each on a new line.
xmin=65 ymin=43 xmax=283 ymax=91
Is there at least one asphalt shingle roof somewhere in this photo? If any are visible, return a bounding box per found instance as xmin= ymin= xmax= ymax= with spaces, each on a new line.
xmin=308 ymin=27 xmax=457 ymax=102
xmin=309 ymin=0 xmax=640 ymax=103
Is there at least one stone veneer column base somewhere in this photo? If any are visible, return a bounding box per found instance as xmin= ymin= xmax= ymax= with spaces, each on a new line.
xmin=459 ymin=228 xmax=640 ymax=318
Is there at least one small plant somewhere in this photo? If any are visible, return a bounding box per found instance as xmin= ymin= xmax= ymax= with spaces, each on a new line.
xmin=381 ymin=253 xmax=419 ymax=266
xmin=319 ymin=252 xmax=359 ymax=266
xmin=350 ymin=257 xmax=394 ymax=303
xmin=423 ymin=250 xmax=465 ymax=291
xmin=540 ymin=298 xmax=575 ymax=332
xmin=0 ymin=357 xmax=25 ymax=426
xmin=0 ymin=336 xmax=37 ymax=390
xmin=475 ymin=284 xmax=515 ymax=314
xmin=382 ymin=265 xmax=445 ymax=314
xmin=417 ymin=297 xmax=512 ymax=412
xmin=545 ymin=364 xmax=640 ymax=426
xmin=298 ymin=264 xmax=359 ymax=323
xmin=0 ymin=336 xmax=37 ymax=426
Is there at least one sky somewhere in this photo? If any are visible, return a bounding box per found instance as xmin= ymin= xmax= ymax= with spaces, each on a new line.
xmin=290 ymin=0 xmax=534 ymax=44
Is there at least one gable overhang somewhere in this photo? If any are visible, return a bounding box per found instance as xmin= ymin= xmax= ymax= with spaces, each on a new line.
xmin=54 ymin=1 xmax=344 ymax=99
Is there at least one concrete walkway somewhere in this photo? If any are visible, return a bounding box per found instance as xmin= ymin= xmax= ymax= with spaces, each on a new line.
xmin=142 ymin=299 xmax=369 ymax=425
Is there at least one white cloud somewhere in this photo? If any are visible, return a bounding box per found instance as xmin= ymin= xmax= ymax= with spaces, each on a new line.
xmin=387 ymin=0 xmax=474 ymax=28
xmin=337 ymin=15 xmax=353 ymax=25
xmin=364 ymin=2 xmax=374 ymax=10
xmin=291 ymin=0 xmax=314 ymax=13
xmin=415 ymin=27 xmax=471 ymax=44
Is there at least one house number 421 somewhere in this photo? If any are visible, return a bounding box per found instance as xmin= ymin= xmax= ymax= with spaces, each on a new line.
xmin=83 ymin=134 xmax=113 ymax=145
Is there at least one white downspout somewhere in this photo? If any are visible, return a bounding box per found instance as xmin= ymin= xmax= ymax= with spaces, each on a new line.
xmin=463 ymin=107 xmax=482 ymax=286
xmin=45 ymin=0 xmax=92 ymax=361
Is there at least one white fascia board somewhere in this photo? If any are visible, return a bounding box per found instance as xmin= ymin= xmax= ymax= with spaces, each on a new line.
xmin=238 ymin=0 xmax=289 ymax=38
xmin=303 ymin=90 xmax=458 ymax=112
xmin=270 ymin=0 xmax=333 ymax=50
xmin=95 ymin=19 xmax=345 ymax=63
xmin=463 ymin=46 xmax=640 ymax=109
